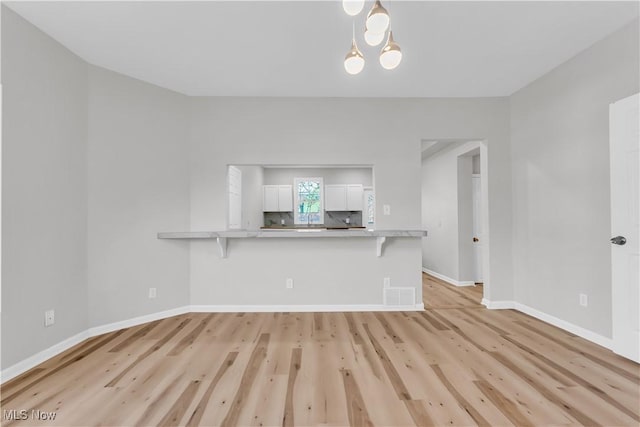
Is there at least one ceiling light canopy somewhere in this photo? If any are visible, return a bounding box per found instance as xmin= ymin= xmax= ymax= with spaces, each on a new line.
xmin=379 ymin=30 xmax=402 ymax=70
xmin=366 ymin=0 xmax=390 ymax=35
xmin=344 ymin=39 xmax=365 ymax=75
xmin=343 ymin=0 xmax=365 ymax=16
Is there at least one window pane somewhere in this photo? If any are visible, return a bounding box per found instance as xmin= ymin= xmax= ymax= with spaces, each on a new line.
xmin=296 ymin=179 xmax=322 ymax=224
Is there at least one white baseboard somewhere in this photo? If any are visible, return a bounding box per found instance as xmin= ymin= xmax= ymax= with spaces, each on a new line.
xmin=190 ymin=303 xmax=425 ymax=313
xmin=1 ymin=302 xmax=424 ymax=384
xmin=481 ymin=298 xmax=516 ymax=309
xmin=482 ymin=299 xmax=612 ymax=350
xmin=88 ymin=306 xmax=190 ymax=337
xmin=0 ymin=330 xmax=89 ymax=384
xmin=423 ymin=268 xmax=475 ymax=287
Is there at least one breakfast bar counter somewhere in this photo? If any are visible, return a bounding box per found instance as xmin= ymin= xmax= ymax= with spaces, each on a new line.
xmin=158 ymin=229 xmax=427 ymax=258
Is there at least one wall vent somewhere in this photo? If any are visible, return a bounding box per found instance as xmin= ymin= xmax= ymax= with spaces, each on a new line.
xmin=383 ymin=287 xmax=416 ymax=306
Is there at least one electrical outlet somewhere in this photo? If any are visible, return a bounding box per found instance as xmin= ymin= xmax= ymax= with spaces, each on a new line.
xmin=383 ymin=204 xmax=391 ymax=215
xmin=44 ymin=310 xmax=55 ymax=327
xmin=383 ymin=277 xmax=391 ymax=288
xmin=579 ymin=293 xmax=588 ymax=307
xmin=286 ymin=278 xmax=294 ymax=289
xmin=148 ymin=288 xmax=157 ymax=299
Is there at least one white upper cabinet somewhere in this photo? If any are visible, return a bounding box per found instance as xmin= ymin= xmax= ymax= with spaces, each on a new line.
xmin=324 ymin=184 xmax=363 ymax=211
xmin=228 ymin=166 xmax=242 ymax=229
xmin=263 ymin=185 xmax=293 ymax=212
xmin=324 ymin=185 xmax=347 ymax=211
xmin=346 ymin=184 xmax=364 ymax=210
xmin=278 ymin=185 xmax=293 ymax=211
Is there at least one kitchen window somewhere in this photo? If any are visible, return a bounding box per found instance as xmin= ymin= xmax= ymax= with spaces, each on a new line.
xmin=294 ymin=177 xmax=324 ymax=225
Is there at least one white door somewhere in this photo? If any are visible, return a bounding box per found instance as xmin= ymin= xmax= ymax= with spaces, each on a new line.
xmin=610 ymin=93 xmax=639 ymax=363
xmin=471 ymin=175 xmax=483 ymax=283
xmin=228 ymin=166 xmax=242 ymax=229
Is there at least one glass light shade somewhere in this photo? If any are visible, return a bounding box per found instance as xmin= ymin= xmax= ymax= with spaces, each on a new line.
xmin=366 ymin=0 xmax=390 ymax=35
xmin=379 ymin=31 xmax=402 ymax=70
xmin=343 ymin=0 xmax=365 ymax=16
xmin=364 ymin=29 xmax=385 ymax=46
xmin=344 ymin=39 xmax=365 ymax=75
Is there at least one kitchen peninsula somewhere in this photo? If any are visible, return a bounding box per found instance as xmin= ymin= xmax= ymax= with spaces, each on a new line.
xmin=158 ymin=228 xmax=427 ymax=258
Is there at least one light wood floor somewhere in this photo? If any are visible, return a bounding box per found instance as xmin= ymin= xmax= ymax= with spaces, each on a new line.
xmin=2 ymin=274 xmax=639 ymax=426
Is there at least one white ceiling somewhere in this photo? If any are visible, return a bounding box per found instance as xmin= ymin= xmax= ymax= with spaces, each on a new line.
xmin=5 ymin=1 xmax=638 ymax=97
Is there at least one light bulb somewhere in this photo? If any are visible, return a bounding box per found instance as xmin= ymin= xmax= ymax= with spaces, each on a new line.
xmin=366 ymin=0 xmax=390 ymax=35
xmin=379 ymin=31 xmax=402 ymax=70
xmin=344 ymin=39 xmax=365 ymax=75
xmin=343 ymin=0 xmax=365 ymax=16
xmin=365 ymin=29 xmax=385 ymax=46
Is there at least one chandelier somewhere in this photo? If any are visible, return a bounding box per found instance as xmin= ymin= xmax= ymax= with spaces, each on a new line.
xmin=343 ymin=0 xmax=402 ymax=75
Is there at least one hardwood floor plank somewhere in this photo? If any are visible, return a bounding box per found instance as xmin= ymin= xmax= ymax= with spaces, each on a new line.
xmin=132 ymin=375 xmax=183 ymax=426
xmin=403 ymin=399 xmax=435 ymax=427
xmin=109 ymin=319 xmax=162 ymax=353
xmin=168 ymin=314 xmax=215 ymax=356
xmin=489 ymin=350 xmax=601 ymax=426
xmin=514 ymin=319 xmax=640 ymax=384
xmin=501 ymin=333 xmax=640 ymax=422
xmin=373 ymin=312 xmax=404 ymax=343
xmin=430 ymin=364 xmax=492 ymax=426
xmin=184 ymin=351 xmax=238 ymax=427
xmin=157 ymin=380 xmax=201 ymax=427
xmin=105 ymin=318 xmax=192 ymax=387
xmin=344 ymin=312 xmax=383 ymax=380
xmin=474 ymin=379 xmax=534 ymax=427
xmin=1 ymin=329 xmax=127 ymax=405
xmin=362 ymin=323 xmax=412 ymax=400
xmin=340 ymin=369 xmax=374 ymax=427
xmin=220 ymin=333 xmax=270 ymax=427
xmin=419 ymin=311 xmax=449 ymax=331
xmin=282 ymin=347 xmax=302 ymax=427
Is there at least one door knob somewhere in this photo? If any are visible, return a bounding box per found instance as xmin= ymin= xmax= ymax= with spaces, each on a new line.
xmin=473 ymin=237 xmax=479 ymax=242
xmin=611 ymin=236 xmax=627 ymax=245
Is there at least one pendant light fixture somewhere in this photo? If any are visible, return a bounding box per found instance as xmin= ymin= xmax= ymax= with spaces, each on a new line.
xmin=341 ymin=0 xmax=402 ymax=74
xmin=342 ymin=0 xmax=365 ymax=16
xmin=364 ymin=29 xmax=385 ymax=46
xmin=365 ymin=0 xmax=390 ymax=35
xmin=344 ymin=23 xmax=365 ymax=75
xmin=379 ymin=30 xmax=402 ymax=70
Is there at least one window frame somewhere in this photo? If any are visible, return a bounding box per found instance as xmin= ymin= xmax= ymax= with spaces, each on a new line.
xmin=293 ymin=177 xmax=324 ymax=225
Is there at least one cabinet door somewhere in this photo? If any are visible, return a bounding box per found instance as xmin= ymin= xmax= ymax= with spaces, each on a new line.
xmin=263 ymin=185 xmax=279 ymax=211
xmin=325 ymin=185 xmax=347 ymax=211
xmin=228 ymin=166 xmax=242 ymax=229
xmin=278 ymin=185 xmax=293 ymax=212
xmin=346 ymin=184 xmax=364 ymax=211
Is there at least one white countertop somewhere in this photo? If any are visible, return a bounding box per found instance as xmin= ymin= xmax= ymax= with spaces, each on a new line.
xmin=157 ymin=229 xmax=427 ymax=239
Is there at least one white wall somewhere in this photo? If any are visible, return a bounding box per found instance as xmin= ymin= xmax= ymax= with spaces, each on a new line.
xmin=1 ymin=7 xmax=88 ymax=369
xmin=263 ymin=167 xmax=373 ymax=187
xmin=87 ymin=66 xmax=190 ymax=327
xmin=510 ymin=19 xmax=639 ymax=337
xmin=189 ymin=98 xmax=512 ymax=306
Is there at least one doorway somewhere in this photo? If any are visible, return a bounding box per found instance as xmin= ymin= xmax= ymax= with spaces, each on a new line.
xmin=421 ymin=140 xmax=490 ymax=305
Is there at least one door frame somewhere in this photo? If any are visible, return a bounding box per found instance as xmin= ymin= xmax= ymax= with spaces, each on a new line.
xmin=421 ymin=139 xmax=491 ymax=303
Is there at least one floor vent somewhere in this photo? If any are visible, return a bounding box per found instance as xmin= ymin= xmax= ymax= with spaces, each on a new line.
xmin=383 ymin=287 xmax=416 ymax=306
